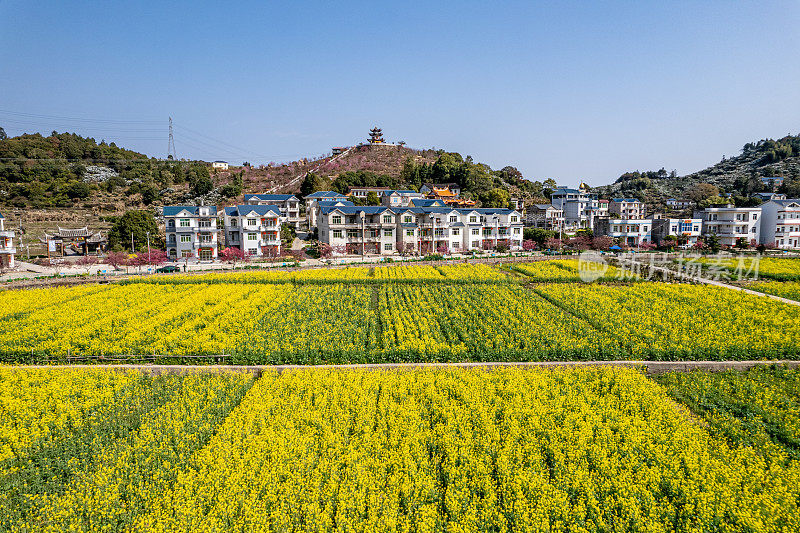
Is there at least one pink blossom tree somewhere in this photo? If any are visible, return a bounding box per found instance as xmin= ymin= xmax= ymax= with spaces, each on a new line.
xmin=522 ymin=239 xmax=537 ymax=251
xmin=221 ymin=246 xmax=246 ymax=269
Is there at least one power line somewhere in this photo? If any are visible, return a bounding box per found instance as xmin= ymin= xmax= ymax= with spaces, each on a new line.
xmin=0 ymin=109 xmax=161 ymax=124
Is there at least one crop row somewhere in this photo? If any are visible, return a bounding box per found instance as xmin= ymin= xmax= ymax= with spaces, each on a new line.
xmin=2 ymin=366 xmax=798 ymax=531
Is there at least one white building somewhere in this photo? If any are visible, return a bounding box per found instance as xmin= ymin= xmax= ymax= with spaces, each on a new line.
xmin=526 ymin=204 xmax=564 ymax=231
xmin=317 ymin=205 xmax=523 ymax=256
xmin=244 ymin=194 xmax=301 ymax=229
xmin=211 ymin=161 xmax=229 ymax=170
xmin=760 ymin=199 xmax=800 ymax=249
xmin=595 ymin=218 xmax=653 ymax=246
xmin=304 ymin=191 xmax=348 ymax=227
xmin=651 ymin=218 xmax=703 ymax=246
xmin=0 ymin=212 xmax=16 ymax=269
xmin=550 ymin=188 xmax=599 ymax=230
xmin=609 ymin=198 xmax=645 ymax=219
xmin=163 ymin=206 xmax=219 ymax=261
xmin=223 ymin=205 xmax=283 ymax=257
xmin=697 ymin=205 xmax=761 ymax=247
xmin=665 ymin=198 xmax=694 ymax=209
xmin=381 ymin=190 xmax=425 ymax=208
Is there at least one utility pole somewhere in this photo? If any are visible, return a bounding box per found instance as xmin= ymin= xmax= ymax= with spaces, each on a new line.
xmin=131 ymin=232 xmax=134 ymax=254
xmin=146 ymin=231 xmax=151 ymax=264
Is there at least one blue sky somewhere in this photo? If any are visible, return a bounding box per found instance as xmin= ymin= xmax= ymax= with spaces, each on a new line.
xmin=1 ymin=0 xmax=798 ymax=186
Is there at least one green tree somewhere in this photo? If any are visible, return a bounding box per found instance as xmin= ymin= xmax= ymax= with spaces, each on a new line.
xmin=481 ymin=188 xmax=510 ymax=208
xmin=108 ymin=210 xmax=163 ymax=252
xmin=300 ymin=172 xmax=327 ymax=197
xmin=64 ymin=181 xmax=92 ymax=199
xmin=523 ymin=228 xmax=555 ymax=246
xmin=191 ymin=175 xmax=214 ymax=196
xmin=366 ymin=191 xmax=381 ymax=205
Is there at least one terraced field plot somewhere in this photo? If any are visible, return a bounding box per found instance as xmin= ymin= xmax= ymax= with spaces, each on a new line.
xmin=2 ymin=262 xmax=800 ymax=363
xmin=2 ymin=366 xmax=798 ymax=532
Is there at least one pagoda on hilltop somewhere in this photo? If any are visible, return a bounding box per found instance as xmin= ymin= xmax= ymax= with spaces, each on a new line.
xmin=368 ymin=127 xmax=385 ymax=144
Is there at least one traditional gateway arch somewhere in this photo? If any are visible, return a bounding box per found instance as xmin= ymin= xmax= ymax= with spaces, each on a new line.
xmin=40 ymin=227 xmax=107 ymax=257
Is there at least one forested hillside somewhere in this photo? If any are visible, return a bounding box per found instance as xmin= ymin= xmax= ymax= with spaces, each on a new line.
xmin=0 ymin=131 xmax=218 ymax=208
xmin=594 ymin=134 xmax=800 ymax=206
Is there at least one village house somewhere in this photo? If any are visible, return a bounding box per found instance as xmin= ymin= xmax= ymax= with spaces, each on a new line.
xmin=163 ymin=205 xmax=219 ymax=261
xmin=608 ymin=198 xmax=645 ymax=219
xmin=696 ymin=205 xmax=761 ymax=247
xmin=594 ymin=218 xmax=653 ymax=247
xmin=380 ymin=190 xmax=425 ymax=208
xmin=223 ymin=205 xmax=283 ymax=257
xmin=304 ymin=191 xmax=348 ymax=227
xmin=549 ymin=187 xmax=599 ymax=230
xmin=760 ymin=199 xmax=800 ymax=249
xmin=651 ymin=218 xmax=703 ymax=246
xmin=0 ymin=212 xmax=16 ymax=269
xmin=211 ymin=161 xmax=229 ymax=170
xmin=244 ymin=193 xmax=301 ymax=229
xmin=525 ymin=204 xmax=564 ymax=231
xmin=317 ymin=205 xmax=523 ymax=256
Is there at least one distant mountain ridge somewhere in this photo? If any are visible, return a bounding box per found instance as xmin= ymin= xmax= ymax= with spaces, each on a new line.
xmin=593 ymin=134 xmax=800 ymax=204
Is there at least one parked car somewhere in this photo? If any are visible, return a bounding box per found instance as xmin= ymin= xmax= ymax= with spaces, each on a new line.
xmin=156 ymin=265 xmax=180 ymax=273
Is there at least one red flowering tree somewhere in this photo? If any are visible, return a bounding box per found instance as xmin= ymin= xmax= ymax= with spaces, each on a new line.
xmin=221 ymin=247 xmax=246 ymax=269
xmin=522 ymin=239 xmax=537 ymax=251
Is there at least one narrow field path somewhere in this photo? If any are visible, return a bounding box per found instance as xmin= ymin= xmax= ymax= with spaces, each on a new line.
xmin=18 ymin=360 xmax=800 ymax=376
xmin=617 ymin=257 xmax=800 ymax=306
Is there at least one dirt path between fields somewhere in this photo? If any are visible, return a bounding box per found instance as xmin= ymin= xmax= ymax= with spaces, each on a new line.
xmin=16 ymin=360 xmax=800 ymax=377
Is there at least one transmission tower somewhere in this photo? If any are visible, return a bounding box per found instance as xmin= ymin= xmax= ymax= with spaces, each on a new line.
xmin=167 ymin=117 xmax=176 ymax=160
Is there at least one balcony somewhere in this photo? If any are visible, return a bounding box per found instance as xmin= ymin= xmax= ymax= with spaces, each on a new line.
xmin=174 ymin=226 xmax=196 ymax=232
xmin=198 ymin=226 xmax=216 ymax=232
xmin=0 ymin=230 xmax=14 ymax=238
xmin=0 ymin=246 xmax=16 ymax=254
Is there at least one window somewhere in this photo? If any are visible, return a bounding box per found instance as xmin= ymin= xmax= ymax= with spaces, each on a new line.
xmin=753 ymin=213 xmax=758 ymax=220
xmin=511 ymin=216 xmax=518 ymax=222
xmin=247 ymin=233 xmax=257 ymax=241
xmin=513 ymin=228 xmax=520 ymax=234
xmin=383 ymin=229 xmax=393 ymax=237
xmin=404 ymin=216 xmax=413 ymax=223
xmin=449 ymin=215 xmax=458 ymax=223
xmin=332 ymin=230 xmax=343 ymax=239
xmin=331 ymin=215 xmax=342 ymax=224
xmin=452 ymin=228 xmax=460 ymax=236
xmin=180 ymin=235 xmax=191 ymax=243
xmin=452 ymin=242 xmax=460 ymax=249
xmin=231 ymin=219 xmax=237 ymax=227
xmin=180 ymin=250 xmax=192 ymax=258
xmin=179 ymin=219 xmax=190 ymax=227
xmin=471 ymin=228 xmax=479 ymax=236
xmin=248 ymin=249 xmax=258 ymax=255
xmin=469 ymin=216 xmax=477 ymax=223
xmin=472 ymin=241 xmax=479 ymax=248
xmin=168 ymin=220 xmax=175 ymax=227
xmin=199 ymin=219 xmax=212 ymax=227
xmin=384 ymin=242 xmax=393 ymax=251
xmin=383 ymin=215 xmax=393 ymax=223
xmin=347 ymin=230 xmax=358 ymax=238
xmin=248 ymin=219 xmax=257 ymax=226
xmin=406 ymin=229 xmax=414 ymax=237
xmin=200 ymin=234 xmax=212 ymax=243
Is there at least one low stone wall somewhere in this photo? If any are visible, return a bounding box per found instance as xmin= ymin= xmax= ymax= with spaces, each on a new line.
xmin=20 ymin=360 xmax=800 ymax=377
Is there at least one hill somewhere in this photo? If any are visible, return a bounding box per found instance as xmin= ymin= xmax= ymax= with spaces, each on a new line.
xmin=593 ymin=134 xmax=800 ymax=206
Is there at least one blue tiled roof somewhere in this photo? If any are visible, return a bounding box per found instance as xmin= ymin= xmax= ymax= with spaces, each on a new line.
xmin=163 ymin=206 xmax=218 ymax=216
xmin=320 ymin=206 xmax=395 ymax=215
xmin=410 ymin=199 xmax=445 ymax=207
xmin=318 ymin=199 xmax=355 ymax=207
xmin=611 ymin=198 xmax=640 ymax=203
xmin=305 ymin=191 xmax=347 ymax=199
xmin=244 ymin=193 xmax=296 ymax=202
xmin=227 ymin=205 xmax=282 ymax=216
